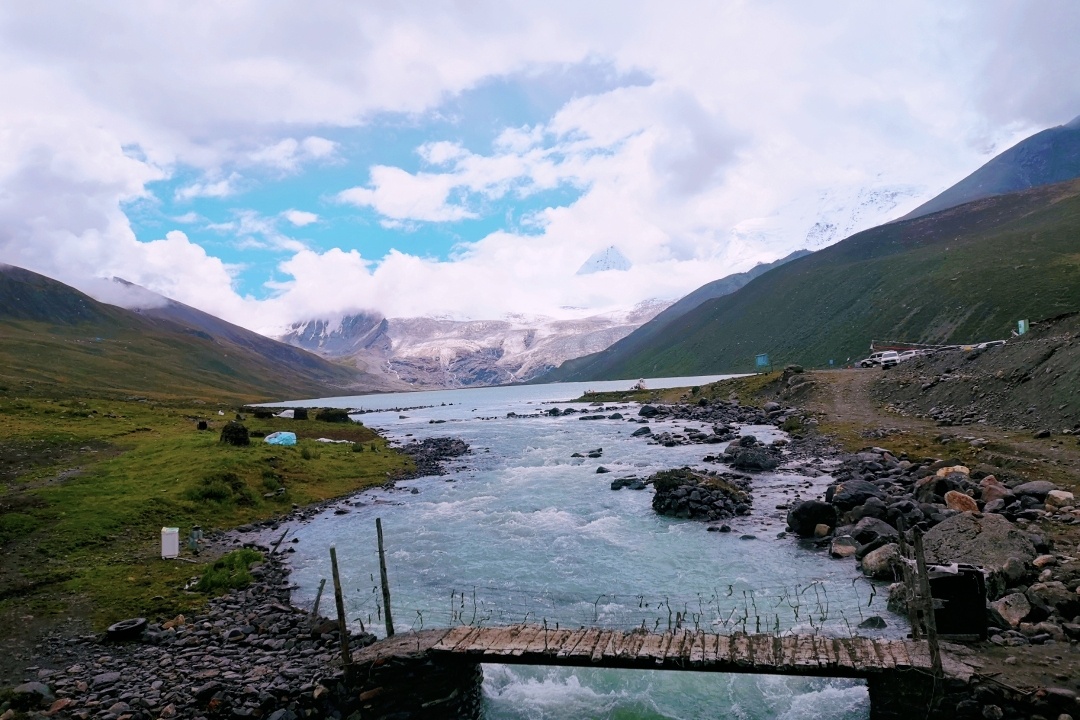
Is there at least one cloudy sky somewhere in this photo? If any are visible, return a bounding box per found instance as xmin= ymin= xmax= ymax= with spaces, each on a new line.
xmin=1 ymin=2 xmax=1078 ymax=333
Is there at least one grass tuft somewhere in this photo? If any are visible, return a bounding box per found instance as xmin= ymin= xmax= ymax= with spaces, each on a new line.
xmin=193 ymin=548 xmax=263 ymax=594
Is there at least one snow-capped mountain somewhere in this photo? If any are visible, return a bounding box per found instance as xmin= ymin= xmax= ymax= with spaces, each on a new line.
xmin=733 ymin=181 xmax=926 ymax=255
xmin=576 ymin=246 xmax=633 ymax=274
xmin=277 ymin=300 xmax=670 ymax=389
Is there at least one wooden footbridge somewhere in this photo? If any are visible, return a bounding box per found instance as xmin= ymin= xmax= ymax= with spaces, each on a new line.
xmin=356 ymin=624 xmax=973 ymax=679
xmin=347 ymin=625 xmax=975 ymax=719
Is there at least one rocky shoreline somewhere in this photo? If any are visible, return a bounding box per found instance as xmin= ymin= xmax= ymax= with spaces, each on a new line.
xmin=3 ymin=553 xmax=368 ymax=720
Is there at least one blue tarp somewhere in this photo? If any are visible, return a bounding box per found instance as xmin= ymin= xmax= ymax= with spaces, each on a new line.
xmin=264 ymin=431 xmax=297 ymax=446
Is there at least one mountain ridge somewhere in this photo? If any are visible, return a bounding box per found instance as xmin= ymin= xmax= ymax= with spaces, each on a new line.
xmin=542 ymin=177 xmax=1080 ymax=380
xmin=0 ymin=265 xmax=373 ymax=401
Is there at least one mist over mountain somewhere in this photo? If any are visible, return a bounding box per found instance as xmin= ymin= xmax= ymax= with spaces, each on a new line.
xmin=900 ymin=114 xmax=1080 ymax=221
xmin=278 ymin=301 xmax=670 ymax=389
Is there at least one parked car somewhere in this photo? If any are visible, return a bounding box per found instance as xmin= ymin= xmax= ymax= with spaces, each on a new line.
xmin=857 ymin=352 xmax=885 ymax=368
xmin=879 ymin=351 xmax=900 ymax=368
xmin=897 ymin=350 xmax=919 ymax=362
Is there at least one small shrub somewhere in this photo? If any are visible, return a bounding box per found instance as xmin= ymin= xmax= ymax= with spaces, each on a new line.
xmin=219 ymin=421 xmax=249 ymax=446
xmin=292 ymin=408 xmax=309 ymax=420
xmin=300 ymin=445 xmax=321 ymax=460
xmin=186 ymin=472 xmax=258 ymax=506
xmin=315 ymin=407 xmax=352 ymax=423
xmin=691 ymin=386 xmax=701 ymax=395
xmin=782 ymin=416 xmax=803 ymax=432
xmin=261 ymin=475 xmax=280 ymax=491
xmin=194 ymin=548 xmax=262 ymax=594
xmin=352 ymin=443 xmax=364 ymax=452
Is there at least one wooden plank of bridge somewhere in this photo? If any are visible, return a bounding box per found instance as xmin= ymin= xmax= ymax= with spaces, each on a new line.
xmin=749 ymin=635 xmax=772 ymax=668
xmin=887 ymin=639 xmax=912 ymax=668
xmin=700 ymin=634 xmax=719 ymax=668
xmin=432 ymin=625 xmax=474 ymax=652
xmin=794 ymin=635 xmax=822 ymax=671
xmin=637 ymin=631 xmax=670 ymax=665
xmin=602 ymin=631 xmax=630 ymax=662
xmin=450 ymin=626 xmax=488 ymax=652
xmin=466 ymin=625 xmax=517 ymax=654
xmin=497 ymin=624 xmax=543 ymax=656
xmin=555 ymin=629 xmax=589 ymax=658
xmin=779 ymin=636 xmax=799 ymax=670
xmin=731 ymin=634 xmax=752 ymax=667
xmin=541 ymin=629 xmax=573 ymax=656
xmin=662 ymin=630 xmax=688 ymax=666
xmin=906 ymin=640 xmax=932 ymax=670
xmin=857 ymin=638 xmax=884 ymax=670
xmin=569 ymin=628 xmax=604 ymax=660
xmin=689 ymin=631 xmax=706 ymax=666
xmin=620 ymin=631 xmax=650 ymax=660
xmin=715 ymin=634 xmax=732 ymax=668
xmin=591 ymin=630 xmax=616 ymax=662
xmin=523 ymin=626 xmax=556 ymax=654
xmin=831 ymin=638 xmax=855 ymax=671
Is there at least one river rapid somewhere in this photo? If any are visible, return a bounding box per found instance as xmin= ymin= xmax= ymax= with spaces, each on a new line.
xmin=269 ymin=376 xmax=897 ymax=719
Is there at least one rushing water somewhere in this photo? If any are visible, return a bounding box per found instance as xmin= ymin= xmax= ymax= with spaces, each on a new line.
xmin=271 ymin=376 xmax=899 ymax=719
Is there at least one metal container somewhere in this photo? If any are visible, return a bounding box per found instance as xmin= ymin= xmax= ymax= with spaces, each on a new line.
xmin=928 ymin=563 xmax=987 ymax=639
xmin=161 ymin=527 xmax=180 ymax=559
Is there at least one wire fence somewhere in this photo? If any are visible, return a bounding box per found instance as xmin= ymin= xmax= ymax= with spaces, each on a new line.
xmin=327 ymin=574 xmax=891 ymax=640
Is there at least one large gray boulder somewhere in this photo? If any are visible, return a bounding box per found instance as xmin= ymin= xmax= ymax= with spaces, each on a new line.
xmin=1012 ymin=480 xmax=1056 ymax=500
xmin=988 ymin=593 xmax=1031 ymax=628
xmin=861 ymin=543 xmax=900 ymax=580
xmin=922 ymin=513 xmax=1036 ymax=571
xmin=851 ymin=517 xmax=898 ymax=546
xmin=829 ymin=479 xmax=884 ymax=510
xmin=787 ymin=500 xmax=837 ymax=538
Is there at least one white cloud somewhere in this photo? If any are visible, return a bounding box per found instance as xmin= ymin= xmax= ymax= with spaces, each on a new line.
xmin=175 ymin=172 xmax=242 ymax=201
xmin=248 ymin=136 xmax=338 ymax=171
xmin=0 ymin=2 xmax=1077 ymax=333
xmin=283 ymin=209 xmax=319 ymax=226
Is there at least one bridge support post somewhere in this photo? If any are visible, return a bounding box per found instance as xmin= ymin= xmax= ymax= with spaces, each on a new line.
xmin=866 ymin=670 xmax=941 ymax=719
xmin=348 ymin=631 xmax=484 ymax=719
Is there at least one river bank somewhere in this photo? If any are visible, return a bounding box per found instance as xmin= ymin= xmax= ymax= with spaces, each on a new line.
xmin=7 ymin=367 xmax=1080 ymax=719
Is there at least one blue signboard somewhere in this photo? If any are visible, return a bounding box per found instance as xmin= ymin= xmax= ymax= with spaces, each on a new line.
xmin=755 ymin=354 xmax=769 ymax=368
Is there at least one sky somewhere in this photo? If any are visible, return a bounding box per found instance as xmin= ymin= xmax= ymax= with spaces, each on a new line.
xmin=1 ymin=2 xmax=1079 ymax=334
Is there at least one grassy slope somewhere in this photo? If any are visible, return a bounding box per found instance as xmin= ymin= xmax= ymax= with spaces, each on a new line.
xmin=0 ymin=396 xmax=412 ymax=627
xmin=0 ymin=265 xmax=364 ymax=403
xmin=556 ymin=178 xmax=1080 ymax=380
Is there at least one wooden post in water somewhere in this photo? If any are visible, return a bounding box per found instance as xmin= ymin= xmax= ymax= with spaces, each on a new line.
xmin=895 ymin=517 xmax=921 ymax=640
xmin=309 ymin=578 xmax=326 ymax=626
xmin=329 ymin=545 xmax=352 ymax=671
xmin=377 ymin=518 xmax=395 ymax=637
xmin=912 ymin=528 xmax=942 ymax=679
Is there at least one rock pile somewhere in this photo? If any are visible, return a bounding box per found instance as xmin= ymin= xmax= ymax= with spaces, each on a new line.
xmin=8 ymin=554 xmax=376 ymax=720
xmin=397 ymin=437 xmax=470 ymax=476
xmin=721 ymin=435 xmax=782 ymax=471
xmin=649 ymin=468 xmax=752 ymax=521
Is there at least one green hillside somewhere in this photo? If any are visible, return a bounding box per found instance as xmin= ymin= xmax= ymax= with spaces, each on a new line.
xmin=0 ymin=265 xmax=363 ymax=402
xmin=547 ymin=178 xmax=1080 ymax=379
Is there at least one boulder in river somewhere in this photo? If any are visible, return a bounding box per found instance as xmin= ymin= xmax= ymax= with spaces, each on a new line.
xmin=861 ymin=543 xmax=900 ymax=579
xmin=638 ymin=405 xmax=660 ymax=418
xmin=631 ymin=426 xmax=652 ymax=437
xmin=786 ymin=500 xmax=837 ymax=538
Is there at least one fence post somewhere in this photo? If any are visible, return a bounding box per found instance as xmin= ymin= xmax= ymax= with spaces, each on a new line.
xmin=912 ymin=529 xmax=942 ymax=679
xmin=309 ymin=578 xmax=326 ymax=627
xmin=329 ymin=545 xmax=352 ymax=673
xmin=895 ymin=518 xmax=920 ymax=640
xmin=377 ymin=518 xmax=395 ymax=637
